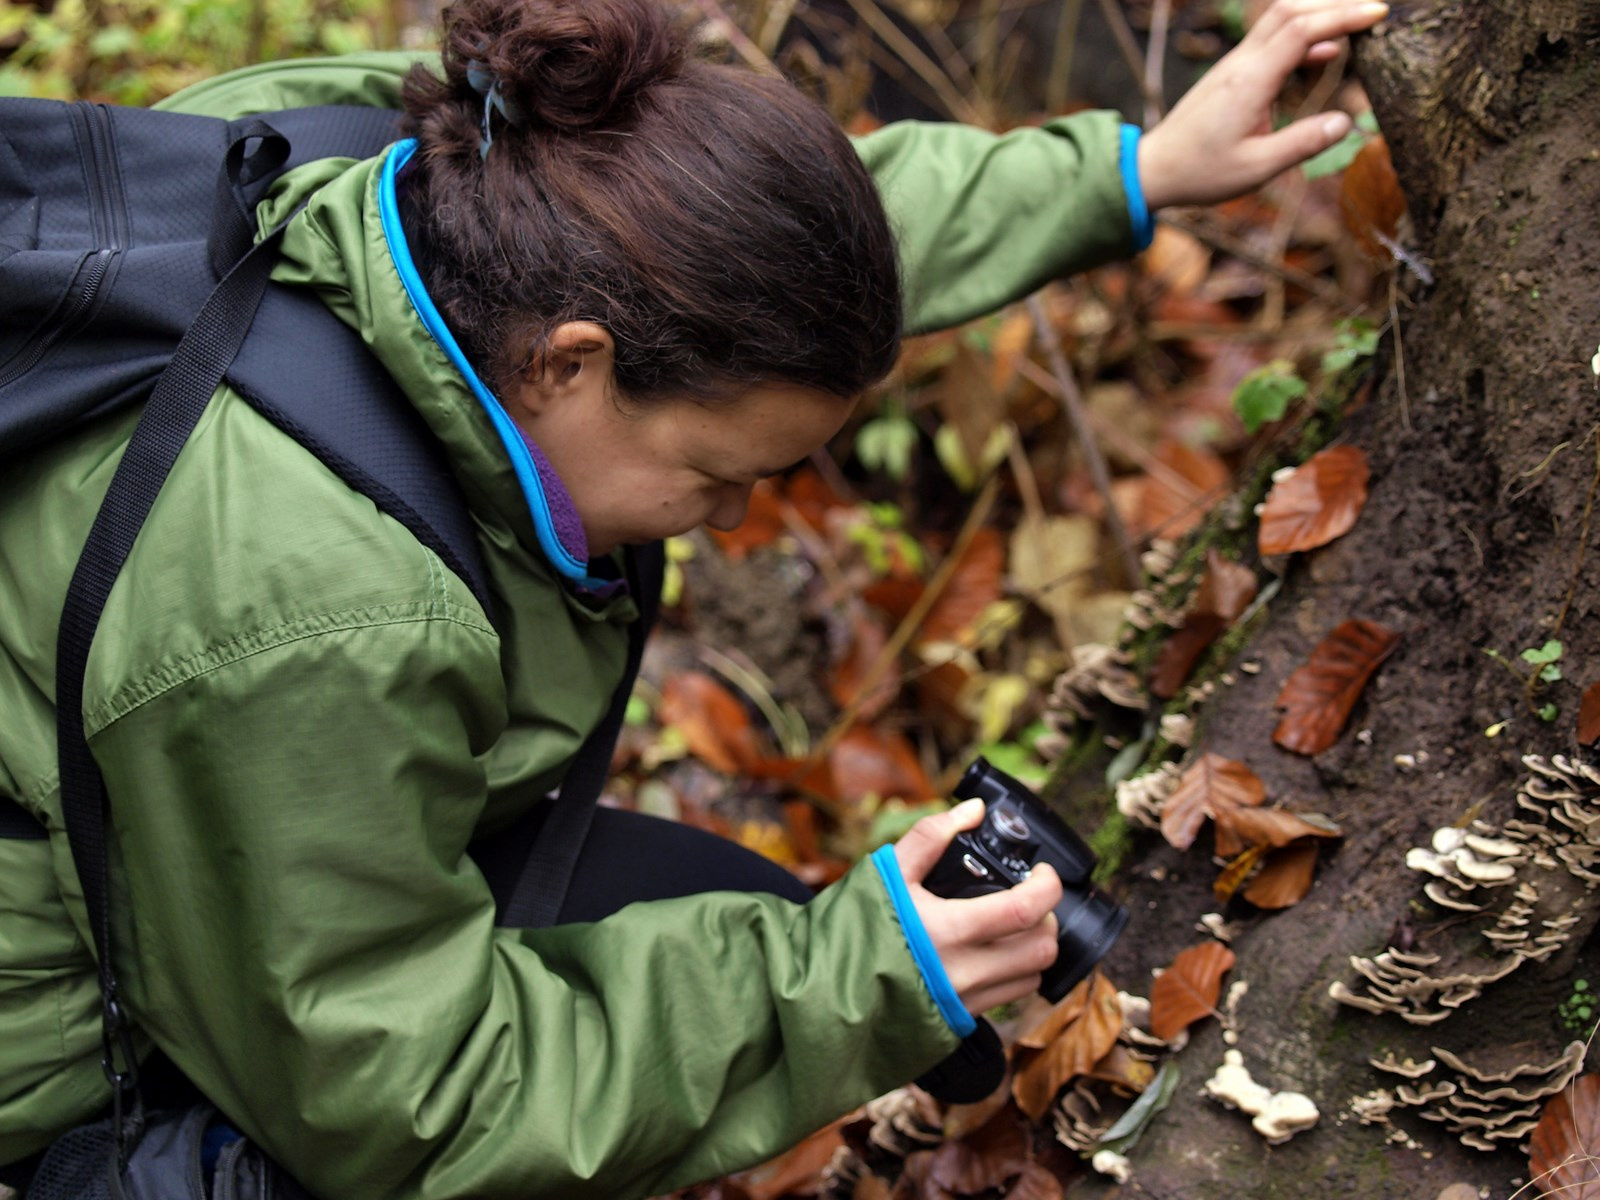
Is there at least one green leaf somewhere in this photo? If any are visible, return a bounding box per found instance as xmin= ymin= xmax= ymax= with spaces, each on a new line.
xmin=1231 ymin=360 xmax=1308 ymax=433
xmin=1522 ymin=639 xmax=1564 ymax=665
xmin=1540 ymin=703 xmax=1560 ymax=722
xmin=1320 ymin=318 xmax=1381 ymax=375
xmin=1540 ymin=663 xmax=1563 ymax=683
xmin=856 ymin=414 xmax=917 ymax=482
xmin=1301 ymin=128 xmax=1368 ymax=180
xmin=1097 ymin=1061 xmax=1182 ymax=1156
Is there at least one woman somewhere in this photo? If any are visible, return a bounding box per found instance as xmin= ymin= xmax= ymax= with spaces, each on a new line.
xmin=0 ymin=0 xmax=1387 ymax=1195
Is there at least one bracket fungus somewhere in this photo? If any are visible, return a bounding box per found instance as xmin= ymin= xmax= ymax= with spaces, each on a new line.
xmin=1333 ymin=756 xmax=1599 ymax=1025
xmin=1037 ymin=643 xmax=1147 ymax=755
xmin=1350 ymin=1041 xmax=1583 ymax=1152
xmin=1330 ymin=756 xmax=1600 ymax=1154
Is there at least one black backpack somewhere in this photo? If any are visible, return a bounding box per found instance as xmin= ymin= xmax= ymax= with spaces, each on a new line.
xmin=0 ymin=97 xmax=659 ymax=1133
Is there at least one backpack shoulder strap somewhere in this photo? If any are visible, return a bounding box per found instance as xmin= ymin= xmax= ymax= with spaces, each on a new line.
xmin=224 ymin=282 xmax=495 ymax=621
xmin=485 ymin=539 xmax=664 ymax=928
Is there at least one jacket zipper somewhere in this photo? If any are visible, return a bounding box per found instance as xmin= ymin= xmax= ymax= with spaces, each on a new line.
xmin=0 ymin=102 xmax=126 ymax=390
xmin=186 ymin=1104 xmax=216 ymax=1200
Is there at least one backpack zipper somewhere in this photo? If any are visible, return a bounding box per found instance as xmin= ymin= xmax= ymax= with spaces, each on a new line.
xmin=0 ymin=102 xmax=126 ymax=391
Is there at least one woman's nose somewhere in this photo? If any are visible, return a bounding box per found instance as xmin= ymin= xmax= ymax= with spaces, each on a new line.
xmin=705 ymin=482 xmax=755 ymax=531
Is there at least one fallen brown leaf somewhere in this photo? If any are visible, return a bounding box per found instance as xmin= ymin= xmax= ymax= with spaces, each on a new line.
xmin=1012 ymin=971 xmax=1123 ymax=1120
xmin=658 ymin=671 xmax=765 ymax=774
xmin=1243 ymin=841 xmax=1325 ymax=909
xmin=1273 ymin=618 xmax=1399 ymax=755
xmin=1150 ymin=550 xmax=1259 ymax=698
xmin=1213 ymin=804 xmax=1342 ymax=858
xmin=1580 ymin=682 xmax=1600 ymax=746
xmin=1150 ymin=941 xmax=1237 ymax=1041
xmin=1257 ymin=444 xmax=1370 ymax=556
xmin=1162 ymin=753 xmax=1266 ymax=852
xmin=1529 ymin=1073 xmax=1600 ymax=1200
xmin=1339 ymin=136 xmax=1407 ymax=260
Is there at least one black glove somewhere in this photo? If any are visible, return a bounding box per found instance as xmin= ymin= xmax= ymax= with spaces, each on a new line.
xmin=913 ymin=1017 xmax=1006 ymax=1104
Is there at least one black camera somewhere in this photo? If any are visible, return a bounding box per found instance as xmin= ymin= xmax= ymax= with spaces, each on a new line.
xmin=924 ymin=757 xmax=1129 ymax=1002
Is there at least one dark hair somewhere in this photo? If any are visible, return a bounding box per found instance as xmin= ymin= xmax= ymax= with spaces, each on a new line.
xmin=397 ymin=0 xmax=902 ymax=406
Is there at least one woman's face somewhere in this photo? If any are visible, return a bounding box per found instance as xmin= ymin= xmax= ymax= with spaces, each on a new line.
xmin=511 ymin=326 xmax=853 ymax=558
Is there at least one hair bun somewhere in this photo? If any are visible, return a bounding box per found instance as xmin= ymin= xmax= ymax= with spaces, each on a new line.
xmin=443 ymin=0 xmax=684 ymax=133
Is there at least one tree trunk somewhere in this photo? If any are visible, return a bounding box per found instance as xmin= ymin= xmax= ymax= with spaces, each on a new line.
xmin=1083 ymin=5 xmax=1600 ymax=1197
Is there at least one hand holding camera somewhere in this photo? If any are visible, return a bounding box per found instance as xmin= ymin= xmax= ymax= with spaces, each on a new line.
xmin=895 ymin=758 xmax=1129 ymax=1012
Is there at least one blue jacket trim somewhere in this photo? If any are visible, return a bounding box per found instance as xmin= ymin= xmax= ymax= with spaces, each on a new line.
xmin=870 ymin=844 xmax=976 ymax=1038
xmin=1119 ymin=124 xmax=1155 ymax=251
xmin=377 ymin=140 xmax=608 ymax=589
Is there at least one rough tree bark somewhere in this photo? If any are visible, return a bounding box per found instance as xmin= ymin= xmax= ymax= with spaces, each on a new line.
xmin=1080 ymin=5 xmax=1600 ymax=1198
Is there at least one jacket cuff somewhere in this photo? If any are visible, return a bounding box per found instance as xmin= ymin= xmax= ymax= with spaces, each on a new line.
xmin=869 ymin=846 xmax=977 ymax=1038
xmin=1119 ymin=124 xmax=1155 ymax=251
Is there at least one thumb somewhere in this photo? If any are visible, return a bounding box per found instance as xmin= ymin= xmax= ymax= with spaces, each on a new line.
xmin=1256 ymin=111 xmax=1353 ymax=177
xmin=893 ymin=797 xmax=987 ymax=884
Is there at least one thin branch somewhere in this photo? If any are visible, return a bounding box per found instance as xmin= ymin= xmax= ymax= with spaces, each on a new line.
xmin=1144 ymin=0 xmax=1172 ymax=127
xmin=1159 ymin=211 xmax=1361 ymax=313
xmin=1027 ymin=293 xmax=1143 ymax=586
xmin=690 ymin=0 xmax=782 ymax=76
xmin=1046 ymin=0 xmax=1085 ymax=115
xmin=838 ymin=0 xmax=982 ymax=124
xmin=1092 ymin=0 xmax=1161 ymax=125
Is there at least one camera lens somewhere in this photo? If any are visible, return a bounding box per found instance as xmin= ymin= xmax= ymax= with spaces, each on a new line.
xmin=988 ymin=805 xmax=1031 ymax=843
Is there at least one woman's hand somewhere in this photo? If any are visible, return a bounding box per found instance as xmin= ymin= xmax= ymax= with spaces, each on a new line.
xmin=893 ymin=799 xmax=1064 ymax=1015
xmin=1137 ymin=0 xmax=1389 ymax=211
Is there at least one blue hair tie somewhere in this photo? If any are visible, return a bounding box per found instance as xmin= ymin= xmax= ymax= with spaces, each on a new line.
xmin=466 ymin=60 xmax=525 ymax=159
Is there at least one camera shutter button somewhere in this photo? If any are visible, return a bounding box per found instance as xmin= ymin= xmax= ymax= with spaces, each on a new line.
xmin=961 ymin=853 xmax=992 ymax=880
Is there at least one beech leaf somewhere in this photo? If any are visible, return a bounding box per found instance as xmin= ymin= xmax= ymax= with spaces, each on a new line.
xmin=1339 ymin=136 xmax=1407 ymax=260
xmin=921 ymin=528 xmax=1004 ymax=647
xmin=1257 ymin=444 xmax=1371 ymax=556
xmin=1579 ymin=682 xmax=1600 ymax=746
xmin=1012 ymin=971 xmax=1123 ymax=1120
xmin=1161 ymin=753 xmax=1266 ymax=852
xmin=1136 ymin=439 xmax=1231 ymax=542
xmin=658 ymin=671 xmax=763 ymax=774
xmin=1213 ymin=804 xmax=1342 ymax=858
xmin=1242 ymin=841 xmax=1324 ymax=909
xmin=1529 ymin=1073 xmax=1600 ymax=1200
xmin=1150 ymin=942 xmax=1237 ymax=1041
xmin=1150 ymin=551 xmax=1259 ymax=698
xmin=1273 ymin=619 xmax=1400 ymax=755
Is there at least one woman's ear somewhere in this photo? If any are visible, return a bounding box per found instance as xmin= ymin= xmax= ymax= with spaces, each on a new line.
xmin=510 ymin=322 xmax=616 ymax=420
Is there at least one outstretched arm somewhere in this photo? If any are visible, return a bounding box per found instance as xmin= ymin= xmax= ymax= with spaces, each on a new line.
xmin=1137 ymin=0 xmax=1389 ymax=210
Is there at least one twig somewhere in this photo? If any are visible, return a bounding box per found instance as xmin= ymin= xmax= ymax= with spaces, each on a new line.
xmin=1027 ymin=293 xmax=1143 ymax=586
xmin=755 ymin=0 xmax=800 ymax=56
xmin=1046 ymin=0 xmax=1084 ymax=115
xmin=838 ymin=0 xmax=982 ymax=124
xmin=697 ymin=644 xmax=810 ymax=758
xmin=809 ymin=474 xmax=1001 ymax=764
xmin=1013 ymin=356 xmax=1202 ymax=501
xmin=1160 ymin=211 xmax=1359 ymax=312
xmin=1144 ymin=0 xmax=1171 ymax=127
xmin=690 ymin=0 xmax=782 ymax=75
xmin=1092 ymin=0 xmax=1161 ymax=125
xmin=1388 ymin=272 xmax=1410 ymax=432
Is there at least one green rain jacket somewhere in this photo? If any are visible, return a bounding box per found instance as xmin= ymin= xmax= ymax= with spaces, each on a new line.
xmin=0 ymin=53 xmax=1144 ymax=1198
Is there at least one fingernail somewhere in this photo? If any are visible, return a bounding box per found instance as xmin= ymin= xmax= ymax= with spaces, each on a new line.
xmin=1323 ymin=112 xmax=1353 ymax=139
xmin=953 ymin=797 xmax=986 ymax=820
